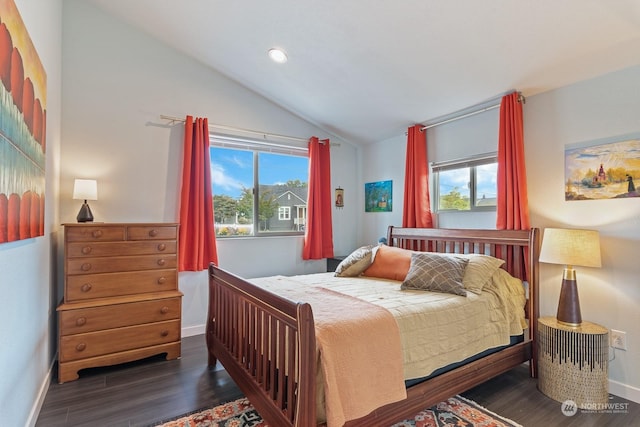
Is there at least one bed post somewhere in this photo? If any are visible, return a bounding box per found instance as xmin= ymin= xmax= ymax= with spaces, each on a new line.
xmin=528 ymin=227 xmax=541 ymax=378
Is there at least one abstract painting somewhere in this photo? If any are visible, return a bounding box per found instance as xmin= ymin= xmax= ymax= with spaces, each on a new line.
xmin=0 ymin=0 xmax=47 ymax=243
xmin=565 ymin=135 xmax=639 ymax=201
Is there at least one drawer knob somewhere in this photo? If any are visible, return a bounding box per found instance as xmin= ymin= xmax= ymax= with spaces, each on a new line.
xmin=81 ymin=246 xmax=92 ymax=255
xmin=149 ymin=229 xmax=158 ymax=237
xmin=157 ymin=276 xmax=166 ymax=285
xmin=157 ymin=259 xmax=166 ymax=266
xmin=76 ymin=317 xmax=87 ymax=326
xmin=91 ymin=230 xmax=103 ymax=238
xmin=81 ymin=263 xmax=92 ymax=272
xmin=76 ymin=343 xmax=86 ymax=352
xmin=81 ymin=283 xmax=92 ymax=292
xmin=157 ymin=243 xmax=166 ymax=251
xmin=160 ymin=306 xmax=170 ymax=314
xmin=160 ymin=330 xmax=169 ymax=337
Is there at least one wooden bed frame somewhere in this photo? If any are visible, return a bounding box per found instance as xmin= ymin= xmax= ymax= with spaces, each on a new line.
xmin=206 ymin=226 xmax=540 ymax=427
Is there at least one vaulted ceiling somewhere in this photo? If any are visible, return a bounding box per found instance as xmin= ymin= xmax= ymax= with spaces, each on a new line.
xmin=87 ymin=0 xmax=640 ymax=145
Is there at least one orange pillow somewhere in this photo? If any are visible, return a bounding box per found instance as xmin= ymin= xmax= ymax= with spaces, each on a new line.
xmin=362 ymin=245 xmax=412 ymax=281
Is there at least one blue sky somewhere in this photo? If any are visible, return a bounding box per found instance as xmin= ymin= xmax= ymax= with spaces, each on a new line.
xmin=210 ymin=147 xmax=309 ymax=198
xmin=439 ymin=164 xmax=497 ymax=199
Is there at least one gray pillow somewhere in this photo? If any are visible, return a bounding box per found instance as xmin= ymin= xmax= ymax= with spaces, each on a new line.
xmin=401 ymin=252 xmax=468 ymax=296
xmin=334 ymin=245 xmax=375 ymax=277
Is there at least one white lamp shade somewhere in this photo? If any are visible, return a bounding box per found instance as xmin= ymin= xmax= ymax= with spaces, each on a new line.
xmin=539 ymin=228 xmax=601 ymax=268
xmin=73 ymin=179 xmax=98 ymax=201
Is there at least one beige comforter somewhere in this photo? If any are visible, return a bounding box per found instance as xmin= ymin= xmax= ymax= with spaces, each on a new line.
xmin=249 ymin=267 xmax=526 ymax=423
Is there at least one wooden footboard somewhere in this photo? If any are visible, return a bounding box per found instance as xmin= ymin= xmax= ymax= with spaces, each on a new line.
xmin=207 ymin=226 xmax=540 ymax=427
xmin=206 ymin=265 xmax=317 ymax=426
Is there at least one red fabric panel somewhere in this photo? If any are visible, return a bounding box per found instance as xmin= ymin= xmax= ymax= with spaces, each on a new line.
xmin=178 ymin=116 xmax=218 ymax=271
xmin=402 ymin=124 xmax=433 ymax=229
xmin=496 ymin=93 xmax=531 ymax=277
xmin=302 ymin=137 xmax=334 ymax=260
xmin=496 ymin=92 xmax=530 ymax=230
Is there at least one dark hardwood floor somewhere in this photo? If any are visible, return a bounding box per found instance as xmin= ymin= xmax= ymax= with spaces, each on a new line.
xmin=36 ymin=335 xmax=639 ymax=427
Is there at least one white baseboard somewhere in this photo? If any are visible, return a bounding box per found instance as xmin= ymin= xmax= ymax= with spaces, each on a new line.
xmin=27 ymin=355 xmax=56 ymax=427
xmin=182 ymin=324 xmax=206 ymax=338
xmin=609 ymin=379 xmax=640 ymax=404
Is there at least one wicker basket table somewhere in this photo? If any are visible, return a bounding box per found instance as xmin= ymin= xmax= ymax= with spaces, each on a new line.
xmin=537 ymin=316 xmax=608 ymax=408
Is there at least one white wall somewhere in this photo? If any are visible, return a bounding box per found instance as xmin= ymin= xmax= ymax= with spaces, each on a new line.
xmin=525 ymin=65 xmax=640 ymax=402
xmin=60 ymin=1 xmax=360 ymax=337
xmin=0 ymin=1 xmax=62 ymax=426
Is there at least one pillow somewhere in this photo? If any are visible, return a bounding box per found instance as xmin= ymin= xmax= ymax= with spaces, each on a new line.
xmin=400 ymin=252 xmax=468 ymax=296
xmin=334 ymin=245 xmax=375 ymax=277
xmin=362 ymin=245 xmax=412 ymax=281
xmin=455 ymin=254 xmax=506 ymax=294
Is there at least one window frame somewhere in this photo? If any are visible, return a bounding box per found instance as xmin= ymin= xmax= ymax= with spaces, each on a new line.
xmin=432 ymin=153 xmax=498 ymax=213
xmin=210 ymin=134 xmax=309 ymax=238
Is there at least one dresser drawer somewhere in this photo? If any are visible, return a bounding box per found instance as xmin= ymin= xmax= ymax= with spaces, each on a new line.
xmin=65 ymin=269 xmax=177 ymax=301
xmin=60 ymin=319 xmax=180 ymax=362
xmin=67 ymin=254 xmax=177 ymax=275
xmin=128 ymin=225 xmax=177 ymax=241
xmin=67 ymin=240 xmax=177 ymax=258
xmin=60 ymin=297 xmax=181 ymax=335
xmin=66 ymin=226 xmax=126 ymax=242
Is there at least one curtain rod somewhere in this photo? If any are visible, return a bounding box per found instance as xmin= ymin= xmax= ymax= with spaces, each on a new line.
xmin=160 ymin=115 xmax=308 ymax=143
xmin=416 ymin=92 xmax=525 ymax=132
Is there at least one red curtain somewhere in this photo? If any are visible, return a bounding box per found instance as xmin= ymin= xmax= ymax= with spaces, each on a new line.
xmin=402 ymin=124 xmax=433 ymax=228
xmin=496 ymin=93 xmax=530 ymax=276
xmin=496 ymin=92 xmax=530 ymax=230
xmin=302 ymin=137 xmax=334 ymax=260
xmin=178 ymin=116 xmax=218 ymax=271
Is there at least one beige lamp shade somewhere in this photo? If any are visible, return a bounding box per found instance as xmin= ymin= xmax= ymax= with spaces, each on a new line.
xmin=539 ymin=228 xmax=601 ymax=268
xmin=73 ymin=179 xmax=98 ymax=201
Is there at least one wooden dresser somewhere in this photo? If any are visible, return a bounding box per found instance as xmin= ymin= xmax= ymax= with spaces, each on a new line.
xmin=57 ymin=223 xmax=182 ymax=383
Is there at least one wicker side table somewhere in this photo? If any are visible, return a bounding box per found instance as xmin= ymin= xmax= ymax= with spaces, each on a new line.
xmin=537 ymin=316 xmax=608 ymax=408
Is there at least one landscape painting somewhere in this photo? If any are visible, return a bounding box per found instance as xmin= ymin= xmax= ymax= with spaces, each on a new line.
xmin=0 ymin=0 xmax=47 ymax=243
xmin=565 ymin=135 xmax=640 ymax=201
xmin=365 ymin=180 xmax=392 ymax=212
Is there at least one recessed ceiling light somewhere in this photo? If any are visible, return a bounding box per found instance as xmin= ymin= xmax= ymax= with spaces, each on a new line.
xmin=268 ymin=48 xmax=288 ymax=64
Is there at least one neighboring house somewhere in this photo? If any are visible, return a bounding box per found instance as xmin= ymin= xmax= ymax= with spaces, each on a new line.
xmin=262 ymin=185 xmax=308 ymax=232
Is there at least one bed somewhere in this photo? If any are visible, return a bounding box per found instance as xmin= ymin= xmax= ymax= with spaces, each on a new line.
xmin=206 ymin=226 xmax=540 ymax=426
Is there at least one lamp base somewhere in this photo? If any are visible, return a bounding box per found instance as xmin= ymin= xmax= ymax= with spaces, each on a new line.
xmin=556 ymin=277 xmax=582 ymax=327
xmin=77 ymin=202 xmax=94 ymax=223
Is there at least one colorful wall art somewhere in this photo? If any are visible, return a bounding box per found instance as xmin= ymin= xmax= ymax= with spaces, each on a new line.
xmin=365 ymin=180 xmax=392 ymax=212
xmin=565 ymin=134 xmax=640 ymax=201
xmin=0 ymin=0 xmax=47 ymax=243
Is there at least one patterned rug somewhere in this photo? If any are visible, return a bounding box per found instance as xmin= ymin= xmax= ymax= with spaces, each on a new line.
xmin=153 ymin=395 xmax=522 ymax=427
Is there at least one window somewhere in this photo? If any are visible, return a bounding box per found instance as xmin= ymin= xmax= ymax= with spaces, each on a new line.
xmin=210 ymin=138 xmax=308 ymax=237
xmin=432 ymin=154 xmax=497 ymax=212
xmin=278 ymin=206 xmax=291 ymax=220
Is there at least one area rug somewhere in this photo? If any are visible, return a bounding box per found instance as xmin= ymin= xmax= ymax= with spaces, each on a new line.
xmin=153 ymin=395 xmax=522 ymax=427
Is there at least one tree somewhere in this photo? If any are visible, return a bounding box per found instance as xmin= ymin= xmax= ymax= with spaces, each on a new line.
xmin=213 ymin=195 xmax=238 ymax=223
xmin=258 ymin=190 xmax=278 ymax=231
xmin=440 ymin=187 xmax=470 ymax=210
xmin=237 ymin=187 xmax=253 ymax=223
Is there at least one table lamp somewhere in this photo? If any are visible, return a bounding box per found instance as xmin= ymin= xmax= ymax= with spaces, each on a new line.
xmin=539 ymin=228 xmax=601 ymax=326
xmin=73 ymin=179 xmax=98 ymax=223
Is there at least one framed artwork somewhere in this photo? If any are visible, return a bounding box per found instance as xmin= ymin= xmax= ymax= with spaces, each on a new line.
xmin=0 ymin=0 xmax=47 ymax=243
xmin=565 ymin=134 xmax=639 ymax=201
xmin=335 ymin=187 xmax=344 ymax=208
xmin=365 ymin=180 xmax=392 ymax=212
